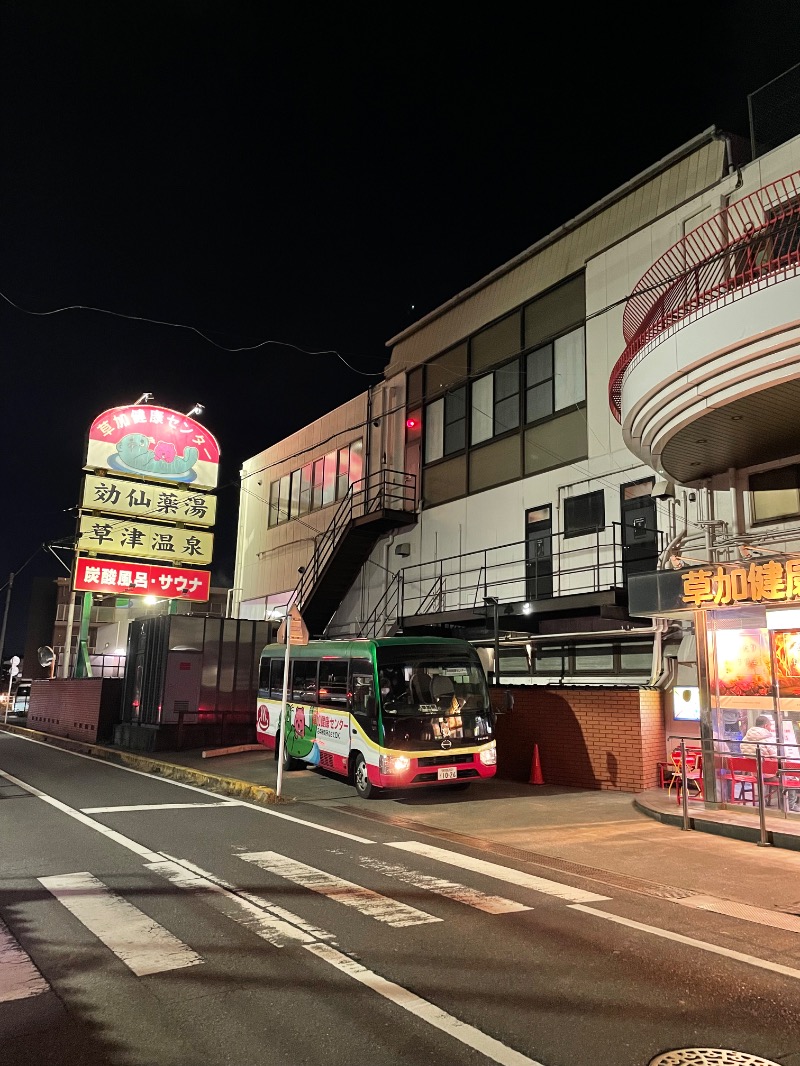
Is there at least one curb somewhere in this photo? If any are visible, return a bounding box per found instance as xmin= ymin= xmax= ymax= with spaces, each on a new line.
xmin=633 ymin=797 xmax=800 ymax=853
xmin=0 ymin=723 xmax=284 ymax=806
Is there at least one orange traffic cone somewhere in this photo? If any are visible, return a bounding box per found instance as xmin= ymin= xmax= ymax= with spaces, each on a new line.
xmin=529 ymin=744 xmax=544 ymax=785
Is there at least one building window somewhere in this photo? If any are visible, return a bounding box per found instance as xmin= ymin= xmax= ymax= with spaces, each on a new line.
xmin=425 ymin=386 xmax=466 ymax=462
xmin=268 ymin=438 xmax=363 ymax=526
xmin=470 ymin=361 xmax=520 ymax=446
xmin=750 ymin=465 xmax=800 ymax=523
xmin=525 ymin=327 xmax=585 ymax=425
xmin=564 ymin=489 xmax=605 ymax=539
xmin=531 ymin=639 xmax=653 ymax=676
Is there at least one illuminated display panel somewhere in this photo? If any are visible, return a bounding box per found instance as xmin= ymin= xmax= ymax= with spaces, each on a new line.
xmin=85 ymin=404 xmax=220 ymax=490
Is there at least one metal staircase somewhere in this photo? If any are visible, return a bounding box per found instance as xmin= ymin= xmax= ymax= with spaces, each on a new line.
xmin=291 ymin=469 xmax=416 ymax=637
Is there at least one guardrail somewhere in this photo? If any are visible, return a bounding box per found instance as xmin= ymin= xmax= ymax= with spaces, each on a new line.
xmin=609 ymin=169 xmax=800 ymax=421
xmin=667 ymin=734 xmax=800 ymax=845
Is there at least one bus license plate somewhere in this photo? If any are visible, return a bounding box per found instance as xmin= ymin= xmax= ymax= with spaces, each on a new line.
xmin=438 ymin=767 xmax=457 ymax=781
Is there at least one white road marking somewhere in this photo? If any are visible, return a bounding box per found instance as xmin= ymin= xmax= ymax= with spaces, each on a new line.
xmin=240 ymin=851 xmax=441 ymax=927
xmin=81 ymin=802 xmax=238 ymax=813
xmin=0 ymin=920 xmax=50 ymax=1002
xmin=570 ymin=904 xmax=800 ymax=981
xmin=147 ymin=856 xmax=332 ymax=946
xmin=0 ymin=731 xmax=374 ymax=843
xmin=387 ymin=842 xmax=611 ymax=904
xmin=210 ymin=802 xmax=375 ymax=842
xmin=38 ymin=872 xmax=202 ymax=976
xmin=305 ymin=942 xmax=546 ymax=1066
xmin=0 ymin=768 xmax=163 ymax=861
xmin=356 ymin=856 xmax=531 ymax=915
xmin=676 ymin=894 xmax=800 ymax=934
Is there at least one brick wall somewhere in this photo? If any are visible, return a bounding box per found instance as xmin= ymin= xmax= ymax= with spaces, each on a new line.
xmin=27 ymin=679 xmax=123 ymax=743
xmin=491 ymin=686 xmax=665 ymax=793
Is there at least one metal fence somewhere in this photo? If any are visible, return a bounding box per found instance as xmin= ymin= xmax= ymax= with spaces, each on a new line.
xmin=667 ymin=734 xmax=800 ymax=846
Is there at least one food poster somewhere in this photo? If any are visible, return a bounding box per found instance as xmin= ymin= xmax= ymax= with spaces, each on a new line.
xmin=714 ymin=628 xmax=772 ymax=698
xmin=772 ymin=630 xmax=800 ymax=697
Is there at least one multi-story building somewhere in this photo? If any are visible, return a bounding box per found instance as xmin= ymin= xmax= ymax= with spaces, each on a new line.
xmin=234 ymin=68 xmax=800 ymax=796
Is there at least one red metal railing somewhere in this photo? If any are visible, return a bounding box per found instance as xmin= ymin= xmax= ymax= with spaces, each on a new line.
xmin=608 ymin=170 xmax=800 ymax=422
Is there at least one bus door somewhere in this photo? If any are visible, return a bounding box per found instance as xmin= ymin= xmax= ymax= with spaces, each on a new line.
xmin=315 ymin=659 xmax=351 ymax=770
xmin=350 ymin=658 xmax=379 ymax=750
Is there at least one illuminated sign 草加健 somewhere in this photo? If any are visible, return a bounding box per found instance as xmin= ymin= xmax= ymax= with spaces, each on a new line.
xmin=77 ymin=515 xmax=213 ymax=565
xmin=81 ymin=474 xmax=217 ymax=528
xmin=680 ymin=559 xmax=800 ymax=608
xmin=84 ymin=404 xmax=220 ymax=490
xmin=73 ymin=557 xmax=211 ymax=601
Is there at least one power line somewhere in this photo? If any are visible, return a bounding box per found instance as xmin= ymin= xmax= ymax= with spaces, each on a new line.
xmin=0 ymin=286 xmax=384 ymax=376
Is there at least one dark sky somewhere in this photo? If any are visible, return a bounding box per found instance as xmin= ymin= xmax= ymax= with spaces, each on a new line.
xmin=2 ymin=3 xmax=799 ymax=659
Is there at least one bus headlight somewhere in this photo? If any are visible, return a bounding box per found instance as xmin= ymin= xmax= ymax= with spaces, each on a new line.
xmin=479 ymin=742 xmax=497 ymax=766
xmin=379 ymin=754 xmax=411 ymax=775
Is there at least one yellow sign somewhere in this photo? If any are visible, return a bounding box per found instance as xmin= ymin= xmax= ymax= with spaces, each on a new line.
xmin=681 ymin=559 xmax=800 ymax=608
xmin=77 ymin=514 xmax=214 ymax=565
xmin=81 ymin=474 xmax=216 ymax=528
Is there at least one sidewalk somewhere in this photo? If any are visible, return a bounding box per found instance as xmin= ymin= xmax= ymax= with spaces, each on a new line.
xmin=5 ymin=723 xmax=800 ymax=919
xmin=161 ymin=744 xmax=800 ymax=915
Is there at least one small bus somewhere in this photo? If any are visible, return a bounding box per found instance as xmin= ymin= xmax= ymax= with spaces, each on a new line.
xmin=256 ymin=636 xmax=497 ymax=798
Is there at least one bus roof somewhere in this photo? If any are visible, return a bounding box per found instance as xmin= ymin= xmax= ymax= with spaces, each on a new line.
xmin=260 ymin=636 xmax=477 ymax=658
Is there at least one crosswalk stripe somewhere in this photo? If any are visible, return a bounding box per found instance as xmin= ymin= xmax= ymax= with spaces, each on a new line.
xmin=355 ymin=856 xmax=531 ymax=915
xmin=0 ymin=920 xmax=50 ymax=1002
xmin=146 ymin=857 xmax=328 ymax=947
xmin=239 ymin=851 xmax=442 ymax=927
xmin=386 ymin=842 xmax=612 ymax=904
xmin=37 ymin=872 xmax=203 ymax=976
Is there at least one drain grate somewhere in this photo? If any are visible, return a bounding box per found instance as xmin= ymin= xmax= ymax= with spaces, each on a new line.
xmin=649 ymin=1051 xmax=782 ymax=1065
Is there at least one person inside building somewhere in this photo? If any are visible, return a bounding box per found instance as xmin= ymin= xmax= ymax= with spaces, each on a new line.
xmin=740 ymin=714 xmax=777 ymax=757
xmin=738 ymin=714 xmax=796 ymax=809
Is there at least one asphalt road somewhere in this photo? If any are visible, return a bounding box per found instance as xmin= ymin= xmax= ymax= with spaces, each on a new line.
xmin=2 ymin=731 xmax=800 ymax=1066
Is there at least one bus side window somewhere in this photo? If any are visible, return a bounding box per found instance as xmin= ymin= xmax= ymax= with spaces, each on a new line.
xmin=269 ymin=658 xmax=285 ymax=699
xmin=292 ymin=660 xmax=318 ymax=703
xmin=258 ymin=657 xmax=270 ymax=692
xmin=319 ymin=660 xmax=348 ymax=707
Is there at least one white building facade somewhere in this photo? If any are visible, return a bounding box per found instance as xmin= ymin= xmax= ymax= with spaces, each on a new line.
xmin=234 ymin=92 xmax=800 ymax=796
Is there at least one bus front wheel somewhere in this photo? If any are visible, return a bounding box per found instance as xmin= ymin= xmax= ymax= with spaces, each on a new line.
xmin=353 ymin=754 xmax=376 ymax=799
xmin=277 ymin=733 xmax=300 ymax=771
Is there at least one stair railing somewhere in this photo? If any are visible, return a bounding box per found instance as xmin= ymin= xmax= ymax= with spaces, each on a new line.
xmin=292 ymin=468 xmax=415 ymax=616
xmin=355 ymin=571 xmax=404 ymax=639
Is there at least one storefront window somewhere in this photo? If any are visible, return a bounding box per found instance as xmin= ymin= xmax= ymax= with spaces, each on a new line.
xmin=705 ymin=605 xmax=800 ymax=804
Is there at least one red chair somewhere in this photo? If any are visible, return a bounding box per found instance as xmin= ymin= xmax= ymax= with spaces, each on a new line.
xmin=668 ymin=747 xmax=703 ymax=804
xmin=725 ymin=755 xmax=779 ymax=805
xmin=778 ymin=759 xmax=800 ymax=813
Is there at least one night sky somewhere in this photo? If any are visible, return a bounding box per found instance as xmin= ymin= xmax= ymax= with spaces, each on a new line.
xmin=2 ymin=4 xmax=799 ymax=658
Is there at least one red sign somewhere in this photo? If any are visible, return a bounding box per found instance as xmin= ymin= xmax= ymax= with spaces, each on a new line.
xmin=84 ymin=404 xmax=220 ymax=490
xmin=74 ymin=557 xmax=211 ymax=601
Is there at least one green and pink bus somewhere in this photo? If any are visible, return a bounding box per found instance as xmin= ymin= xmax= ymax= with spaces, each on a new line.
xmin=256 ymin=636 xmax=497 ymax=798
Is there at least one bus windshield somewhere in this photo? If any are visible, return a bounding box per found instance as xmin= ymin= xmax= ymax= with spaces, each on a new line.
xmin=375 ymin=647 xmax=493 ymax=749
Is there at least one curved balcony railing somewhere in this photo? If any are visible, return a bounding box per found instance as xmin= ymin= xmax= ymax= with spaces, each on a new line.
xmin=608 ymin=170 xmax=800 ymax=422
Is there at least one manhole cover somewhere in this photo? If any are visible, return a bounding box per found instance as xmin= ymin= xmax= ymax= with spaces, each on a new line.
xmin=650 ymin=1052 xmax=782 ymax=1065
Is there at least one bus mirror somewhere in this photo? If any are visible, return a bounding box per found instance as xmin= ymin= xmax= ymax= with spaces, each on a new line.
xmin=503 ymin=690 xmax=514 ymax=713
xmin=365 ymin=695 xmax=377 ymax=718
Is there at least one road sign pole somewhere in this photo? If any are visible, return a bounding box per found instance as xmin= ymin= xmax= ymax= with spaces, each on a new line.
xmin=275 ymin=620 xmax=292 ymax=799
